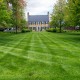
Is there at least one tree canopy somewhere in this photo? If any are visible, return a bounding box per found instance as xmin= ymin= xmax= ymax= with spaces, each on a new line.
xmin=0 ymin=0 xmax=27 ymax=33
xmin=50 ymin=0 xmax=80 ymax=32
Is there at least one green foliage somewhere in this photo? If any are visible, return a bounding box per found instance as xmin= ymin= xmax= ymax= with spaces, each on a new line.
xmin=10 ymin=0 xmax=27 ymax=33
xmin=50 ymin=0 xmax=66 ymax=32
xmin=0 ymin=0 xmax=27 ymax=33
xmin=20 ymin=19 xmax=27 ymax=29
xmin=0 ymin=1 xmax=12 ymax=28
xmin=46 ymin=28 xmax=54 ymax=32
xmin=67 ymin=0 xmax=80 ymax=26
xmin=51 ymin=0 xmax=80 ymax=30
xmin=46 ymin=28 xmax=60 ymax=33
xmin=21 ymin=28 xmax=31 ymax=33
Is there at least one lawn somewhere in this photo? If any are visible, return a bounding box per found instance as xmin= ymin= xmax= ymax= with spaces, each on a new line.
xmin=0 ymin=32 xmax=80 ymax=80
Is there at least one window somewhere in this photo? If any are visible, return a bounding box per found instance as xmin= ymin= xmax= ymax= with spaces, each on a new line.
xmin=33 ymin=22 xmax=35 ymax=25
xmin=35 ymin=22 xmax=36 ymax=25
xmin=45 ymin=22 xmax=46 ymax=24
xmin=36 ymin=22 xmax=37 ymax=24
xmin=41 ymin=22 xmax=42 ymax=24
xmin=38 ymin=22 xmax=40 ymax=24
xmin=42 ymin=21 xmax=44 ymax=24
xmin=31 ymin=22 xmax=32 ymax=25
xmin=29 ymin=22 xmax=31 ymax=25
xmin=29 ymin=22 xmax=32 ymax=25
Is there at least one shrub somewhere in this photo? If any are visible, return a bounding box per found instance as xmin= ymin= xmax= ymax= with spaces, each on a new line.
xmin=53 ymin=28 xmax=57 ymax=32
xmin=21 ymin=29 xmax=31 ymax=33
xmin=46 ymin=28 xmax=63 ymax=33
xmin=56 ymin=28 xmax=60 ymax=32
xmin=46 ymin=28 xmax=58 ymax=32
xmin=46 ymin=28 xmax=54 ymax=32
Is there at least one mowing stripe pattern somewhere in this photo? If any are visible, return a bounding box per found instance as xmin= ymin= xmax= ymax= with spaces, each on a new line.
xmin=0 ymin=32 xmax=80 ymax=80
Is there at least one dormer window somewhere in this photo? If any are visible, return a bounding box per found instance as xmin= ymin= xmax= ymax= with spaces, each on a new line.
xmin=42 ymin=21 xmax=44 ymax=24
xmin=38 ymin=22 xmax=39 ymax=24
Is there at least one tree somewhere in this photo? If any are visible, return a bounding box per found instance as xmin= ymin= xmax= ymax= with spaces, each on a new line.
xmin=50 ymin=0 xmax=66 ymax=32
xmin=9 ymin=0 xmax=27 ymax=33
xmin=0 ymin=0 xmax=12 ymax=28
xmin=68 ymin=0 xmax=80 ymax=28
xmin=0 ymin=0 xmax=27 ymax=33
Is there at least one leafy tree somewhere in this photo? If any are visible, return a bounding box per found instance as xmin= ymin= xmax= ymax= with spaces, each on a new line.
xmin=0 ymin=0 xmax=27 ymax=33
xmin=50 ymin=0 xmax=66 ymax=32
xmin=68 ymin=0 xmax=80 ymax=28
xmin=51 ymin=0 xmax=80 ymax=31
xmin=0 ymin=0 xmax=12 ymax=28
xmin=8 ymin=0 xmax=27 ymax=33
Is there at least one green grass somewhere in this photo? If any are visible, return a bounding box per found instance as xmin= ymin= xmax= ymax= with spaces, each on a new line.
xmin=0 ymin=32 xmax=80 ymax=80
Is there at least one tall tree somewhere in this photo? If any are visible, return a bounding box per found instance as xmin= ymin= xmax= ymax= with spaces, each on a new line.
xmin=10 ymin=0 xmax=26 ymax=33
xmin=51 ymin=0 xmax=66 ymax=32
xmin=0 ymin=0 xmax=27 ymax=33
xmin=0 ymin=0 xmax=12 ymax=28
xmin=68 ymin=0 xmax=80 ymax=28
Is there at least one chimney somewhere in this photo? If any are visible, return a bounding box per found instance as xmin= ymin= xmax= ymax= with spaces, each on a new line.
xmin=47 ymin=12 xmax=49 ymax=15
xmin=27 ymin=12 xmax=29 ymax=16
xmin=27 ymin=12 xmax=29 ymax=21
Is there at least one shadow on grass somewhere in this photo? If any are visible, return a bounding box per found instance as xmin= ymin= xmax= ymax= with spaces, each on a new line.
xmin=0 ymin=32 xmax=29 ymax=45
xmin=66 ymin=32 xmax=80 ymax=35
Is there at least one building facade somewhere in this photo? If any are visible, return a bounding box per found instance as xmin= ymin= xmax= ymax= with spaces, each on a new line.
xmin=27 ymin=12 xmax=49 ymax=31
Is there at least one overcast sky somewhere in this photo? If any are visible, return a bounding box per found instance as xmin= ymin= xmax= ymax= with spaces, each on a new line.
xmin=25 ymin=0 xmax=57 ymax=15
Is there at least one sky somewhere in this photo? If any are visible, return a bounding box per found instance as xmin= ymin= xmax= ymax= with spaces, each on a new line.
xmin=25 ymin=0 xmax=57 ymax=16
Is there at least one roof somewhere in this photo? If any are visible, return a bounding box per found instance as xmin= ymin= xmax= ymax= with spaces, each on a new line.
xmin=28 ymin=15 xmax=49 ymax=22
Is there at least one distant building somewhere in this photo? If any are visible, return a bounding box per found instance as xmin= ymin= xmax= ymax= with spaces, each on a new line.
xmin=27 ymin=12 xmax=49 ymax=31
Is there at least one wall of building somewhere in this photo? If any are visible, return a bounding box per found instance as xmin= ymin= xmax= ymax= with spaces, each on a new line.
xmin=28 ymin=23 xmax=49 ymax=27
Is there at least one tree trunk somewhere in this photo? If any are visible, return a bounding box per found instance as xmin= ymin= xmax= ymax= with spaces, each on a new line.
xmin=59 ymin=20 xmax=62 ymax=33
xmin=16 ymin=26 xmax=17 ymax=33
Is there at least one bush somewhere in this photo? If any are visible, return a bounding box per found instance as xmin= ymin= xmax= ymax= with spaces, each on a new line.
xmin=46 ymin=28 xmax=64 ymax=33
xmin=0 ymin=28 xmax=7 ymax=32
xmin=56 ymin=28 xmax=60 ymax=32
xmin=46 ymin=28 xmax=54 ymax=32
xmin=21 ymin=29 xmax=31 ymax=33
xmin=53 ymin=29 xmax=57 ymax=32
xmin=46 ymin=28 xmax=59 ymax=33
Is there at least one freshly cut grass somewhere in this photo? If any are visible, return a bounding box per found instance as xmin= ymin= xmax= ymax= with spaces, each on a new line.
xmin=0 ymin=32 xmax=80 ymax=80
